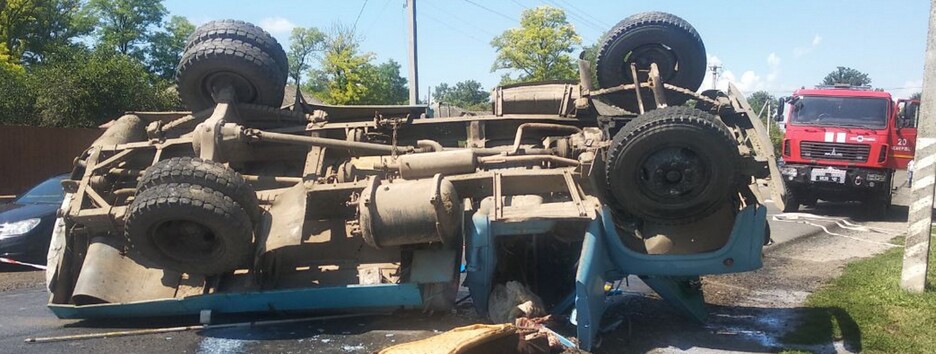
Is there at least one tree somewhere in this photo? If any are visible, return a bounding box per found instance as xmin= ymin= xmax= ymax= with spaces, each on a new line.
xmin=148 ymin=15 xmax=193 ymax=80
xmin=821 ymin=66 xmax=871 ymax=86
xmin=747 ymin=90 xmax=776 ymax=119
xmin=315 ymin=24 xmax=374 ymax=105
xmin=363 ymin=59 xmax=408 ymax=105
xmin=0 ymin=0 xmax=94 ymax=64
xmin=433 ymin=80 xmax=489 ymax=109
xmin=28 ymin=48 xmax=178 ymax=127
xmin=88 ymin=0 xmax=166 ymax=58
xmin=0 ymin=62 xmax=35 ymax=125
xmin=911 ymin=92 xmax=922 ymax=100
xmin=490 ymin=6 xmax=582 ymax=84
xmin=286 ymin=26 xmax=326 ymax=87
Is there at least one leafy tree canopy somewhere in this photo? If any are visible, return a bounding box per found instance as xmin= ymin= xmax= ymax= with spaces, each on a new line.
xmin=88 ymin=0 xmax=166 ymax=58
xmin=148 ymin=15 xmax=193 ymax=80
xmin=29 ymin=48 xmax=178 ymax=127
xmin=433 ymin=80 xmax=489 ymax=109
xmin=286 ymin=26 xmax=326 ymax=86
xmin=491 ymin=6 xmax=581 ymax=85
xmin=0 ymin=0 xmax=94 ymax=64
xmin=821 ymin=66 xmax=871 ymax=87
xmin=747 ymin=90 xmax=776 ymax=119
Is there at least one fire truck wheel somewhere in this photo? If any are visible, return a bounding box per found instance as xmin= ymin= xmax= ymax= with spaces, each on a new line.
xmin=177 ymin=38 xmax=286 ymax=112
xmin=125 ymin=183 xmax=254 ymax=275
xmin=605 ymin=106 xmax=739 ymax=224
xmin=801 ymin=195 xmax=818 ymax=207
xmin=595 ymin=11 xmax=706 ymax=112
xmin=864 ymin=191 xmax=892 ymax=219
xmin=184 ymin=20 xmax=288 ymax=74
xmin=138 ymin=157 xmax=260 ymax=223
xmin=781 ymin=190 xmax=800 ymax=213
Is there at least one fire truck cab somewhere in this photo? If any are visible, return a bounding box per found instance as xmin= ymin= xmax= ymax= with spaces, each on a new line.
xmin=775 ymin=85 xmax=919 ymax=215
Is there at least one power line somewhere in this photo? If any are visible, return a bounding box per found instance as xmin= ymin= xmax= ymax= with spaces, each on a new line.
xmin=541 ymin=0 xmax=605 ymax=33
xmin=362 ymin=0 xmax=393 ymax=36
xmin=462 ymin=0 xmax=517 ymax=23
xmin=509 ymin=0 xmax=527 ymax=10
xmin=419 ymin=10 xmax=489 ymax=45
xmin=352 ymin=0 xmax=370 ymax=33
xmin=555 ymin=0 xmax=610 ymax=28
xmin=422 ymin=0 xmax=497 ymax=37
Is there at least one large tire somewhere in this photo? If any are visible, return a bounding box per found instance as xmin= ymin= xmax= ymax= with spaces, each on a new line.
xmin=184 ymin=20 xmax=289 ymax=74
xmin=125 ymin=183 xmax=254 ymax=275
xmin=595 ymin=12 xmax=707 ymax=111
xmin=176 ymin=38 xmax=286 ymax=112
xmin=138 ymin=157 xmax=260 ymax=223
xmin=605 ymin=107 xmax=739 ymax=224
xmin=864 ymin=189 xmax=892 ymax=220
xmin=781 ymin=190 xmax=800 ymax=213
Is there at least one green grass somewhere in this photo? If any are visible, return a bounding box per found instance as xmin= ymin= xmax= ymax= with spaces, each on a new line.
xmin=783 ymin=236 xmax=936 ymax=353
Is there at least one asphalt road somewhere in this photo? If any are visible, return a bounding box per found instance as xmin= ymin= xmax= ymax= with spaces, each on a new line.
xmin=0 ymin=181 xmax=914 ymax=354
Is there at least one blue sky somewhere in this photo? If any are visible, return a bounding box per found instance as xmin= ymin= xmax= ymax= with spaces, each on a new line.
xmin=165 ymin=0 xmax=930 ymax=99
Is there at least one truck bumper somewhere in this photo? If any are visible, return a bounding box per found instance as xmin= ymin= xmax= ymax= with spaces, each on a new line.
xmin=780 ymin=163 xmax=891 ymax=192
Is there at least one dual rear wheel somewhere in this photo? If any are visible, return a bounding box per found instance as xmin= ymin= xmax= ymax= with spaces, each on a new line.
xmin=125 ymin=158 xmax=259 ymax=275
xmin=176 ymin=20 xmax=288 ymax=112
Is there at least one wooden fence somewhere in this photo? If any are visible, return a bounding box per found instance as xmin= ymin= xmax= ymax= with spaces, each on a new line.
xmin=0 ymin=125 xmax=102 ymax=196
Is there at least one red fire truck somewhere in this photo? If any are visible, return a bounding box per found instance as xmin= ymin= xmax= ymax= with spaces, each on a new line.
xmin=775 ymin=85 xmax=919 ymax=215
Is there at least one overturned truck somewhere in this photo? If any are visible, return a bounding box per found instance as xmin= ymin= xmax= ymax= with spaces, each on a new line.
xmin=46 ymin=13 xmax=783 ymax=350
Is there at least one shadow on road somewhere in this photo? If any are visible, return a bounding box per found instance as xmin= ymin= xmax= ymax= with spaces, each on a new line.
xmin=594 ymin=295 xmax=860 ymax=354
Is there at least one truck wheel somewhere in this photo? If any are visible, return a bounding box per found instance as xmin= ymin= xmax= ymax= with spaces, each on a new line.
xmin=177 ymin=38 xmax=286 ymax=112
xmin=184 ymin=20 xmax=289 ymax=74
xmin=864 ymin=190 xmax=891 ymax=219
xmin=781 ymin=191 xmax=800 ymax=213
xmin=605 ymin=107 xmax=739 ymax=224
xmin=138 ymin=157 xmax=260 ymax=223
xmin=125 ymin=183 xmax=254 ymax=275
xmin=801 ymin=195 xmax=818 ymax=207
xmin=595 ymin=12 xmax=706 ymax=111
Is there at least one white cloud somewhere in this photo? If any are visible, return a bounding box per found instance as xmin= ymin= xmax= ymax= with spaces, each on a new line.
xmin=700 ymin=54 xmax=774 ymax=94
xmin=767 ymin=53 xmax=781 ymax=67
xmin=259 ymin=17 xmax=296 ymax=34
xmin=794 ymin=34 xmax=823 ymax=58
xmin=766 ymin=53 xmax=781 ymax=83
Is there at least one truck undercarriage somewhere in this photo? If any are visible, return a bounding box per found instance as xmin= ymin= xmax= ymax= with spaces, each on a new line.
xmin=45 ymin=12 xmax=782 ymax=350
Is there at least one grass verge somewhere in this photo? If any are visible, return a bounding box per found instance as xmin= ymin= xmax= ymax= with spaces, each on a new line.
xmin=783 ymin=236 xmax=936 ymax=353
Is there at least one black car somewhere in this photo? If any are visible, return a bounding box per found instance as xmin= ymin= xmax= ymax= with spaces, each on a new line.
xmin=0 ymin=174 xmax=67 ymax=266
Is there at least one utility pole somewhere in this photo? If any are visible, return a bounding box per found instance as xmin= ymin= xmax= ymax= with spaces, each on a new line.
xmin=709 ymin=64 xmax=722 ymax=90
xmin=407 ymin=0 xmax=419 ymax=105
xmin=901 ymin=0 xmax=936 ymax=293
xmin=767 ymin=102 xmax=771 ymax=137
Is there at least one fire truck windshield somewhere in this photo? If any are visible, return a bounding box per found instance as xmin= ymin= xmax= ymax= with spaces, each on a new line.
xmin=790 ymin=96 xmax=889 ymax=129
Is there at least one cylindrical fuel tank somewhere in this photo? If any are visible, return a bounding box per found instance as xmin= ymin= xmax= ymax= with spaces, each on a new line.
xmin=358 ymin=174 xmax=461 ymax=248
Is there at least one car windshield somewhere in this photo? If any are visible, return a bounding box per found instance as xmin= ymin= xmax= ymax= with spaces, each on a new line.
xmin=790 ymin=96 xmax=889 ymax=129
xmin=15 ymin=175 xmax=66 ymax=205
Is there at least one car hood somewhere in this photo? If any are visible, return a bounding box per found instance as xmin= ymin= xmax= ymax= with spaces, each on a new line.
xmin=0 ymin=203 xmax=60 ymax=223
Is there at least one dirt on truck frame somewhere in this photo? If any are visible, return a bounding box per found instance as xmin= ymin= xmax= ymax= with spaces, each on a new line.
xmin=45 ymin=12 xmax=783 ymax=351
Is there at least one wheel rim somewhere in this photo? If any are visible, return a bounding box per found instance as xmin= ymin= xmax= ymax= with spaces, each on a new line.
xmin=624 ymin=44 xmax=678 ymax=82
xmin=636 ymin=145 xmax=710 ymax=206
xmin=203 ymin=71 xmax=257 ymax=103
xmin=151 ymin=219 xmax=224 ymax=263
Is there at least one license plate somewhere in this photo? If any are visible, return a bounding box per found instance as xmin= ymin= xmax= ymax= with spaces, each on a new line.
xmin=810 ymin=167 xmax=846 ymax=184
